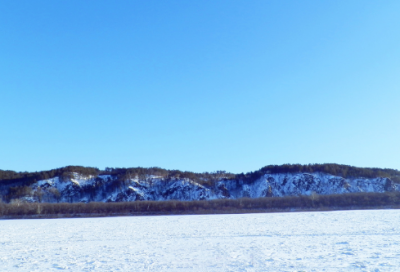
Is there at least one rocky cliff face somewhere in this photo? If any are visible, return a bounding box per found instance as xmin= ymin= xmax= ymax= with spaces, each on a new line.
xmin=217 ymin=173 xmax=397 ymax=198
xmin=13 ymin=172 xmax=399 ymax=203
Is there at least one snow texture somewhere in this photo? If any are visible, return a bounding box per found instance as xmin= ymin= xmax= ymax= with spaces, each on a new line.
xmin=23 ymin=172 xmax=400 ymax=203
xmin=1 ymin=210 xmax=400 ymax=271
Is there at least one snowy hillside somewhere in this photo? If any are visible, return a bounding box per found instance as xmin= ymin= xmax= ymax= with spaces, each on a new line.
xmin=8 ymin=171 xmax=399 ymax=203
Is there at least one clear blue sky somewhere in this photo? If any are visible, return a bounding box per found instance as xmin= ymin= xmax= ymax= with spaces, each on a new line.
xmin=1 ymin=1 xmax=400 ymax=173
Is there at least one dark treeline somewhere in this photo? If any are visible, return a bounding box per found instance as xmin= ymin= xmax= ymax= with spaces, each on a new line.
xmin=240 ymin=163 xmax=400 ymax=184
xmin=103 ymin=167 xmax=235 ymax=187
xmin=1 ymin=163 xmax=400 ymax=189
xmin=0 ymin=166 xmax=100 ymax=187
xmin=1 ymin=192 xmax=400 ymax=219
xmin=0 ymin=166 xmax=235 ymax=188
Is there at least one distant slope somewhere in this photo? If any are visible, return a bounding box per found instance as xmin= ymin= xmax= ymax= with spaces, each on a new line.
xmin=1 ymin=164 xmax=400 ymax=203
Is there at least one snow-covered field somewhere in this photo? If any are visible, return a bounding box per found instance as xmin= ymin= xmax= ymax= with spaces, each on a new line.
xmin=1 ymin=210 xmax=400 ymax=271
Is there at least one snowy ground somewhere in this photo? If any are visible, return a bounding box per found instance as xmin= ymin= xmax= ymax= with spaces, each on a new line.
xmin=1 ymin=210 xmax=400 ymax=271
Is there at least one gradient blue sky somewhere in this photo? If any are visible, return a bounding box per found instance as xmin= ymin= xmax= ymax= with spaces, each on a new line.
xmin=1 ymin=1 xmax=400 ymax=173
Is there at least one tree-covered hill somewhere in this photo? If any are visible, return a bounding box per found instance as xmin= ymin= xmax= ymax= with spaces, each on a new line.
xmin=1 ymin=163 xmax=400 ymax=187
xmin=2 ymin=163 xmax=400 ymax=205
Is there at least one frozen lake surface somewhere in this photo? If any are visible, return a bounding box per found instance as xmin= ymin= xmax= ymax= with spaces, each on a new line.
xmin=1 ymin=210 xmax=400 ymax=271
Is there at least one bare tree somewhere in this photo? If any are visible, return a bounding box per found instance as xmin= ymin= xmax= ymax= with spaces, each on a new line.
xmin=34 ymin=187 xmax=44 ymax=203
xmin=310 ymin=191 xmax=319 ymax=205
xmin=49 ymin=188 xmax=61 ymax=203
